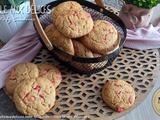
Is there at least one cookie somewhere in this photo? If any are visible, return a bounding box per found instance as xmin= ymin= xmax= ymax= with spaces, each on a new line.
xmin=102 ymin=80 xmax=135 ymax=112
xmin=44 ymin=24 xmax=57 ymax=41
xmin=52 ymin=1 xmax=83 ymax=22
xmin=55 ymin=9 xmax=94 ymax=38
xmin=107 ymin=34 xmax=121 ymax=54
xmin=13 ymin=77 xmax=56 ymax=116
xmin=107 ymin=44 xmax=119 ymax=54
xmin=80 ymin=20 xmax=118 ymax=55
xmin=37 ymin=63 xmax=62 ymax=88
xmin=5 ymin=62 xmax=39 ymax=95
xmin=72 ymin=39 xmax=93 ymax=58
xmin=51 ymin=29 xmax=75 ymax=55
xmin=44 ymin=24 xmax=74 ymax=55
xmin=93 ymin=53 xmax=102 ymax=57
xmin=70 ymin=40 xmax=94 ymax=71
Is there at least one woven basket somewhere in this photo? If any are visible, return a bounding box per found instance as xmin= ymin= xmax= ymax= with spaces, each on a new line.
xmin=31 ymin=0 xmax=127 ymax=74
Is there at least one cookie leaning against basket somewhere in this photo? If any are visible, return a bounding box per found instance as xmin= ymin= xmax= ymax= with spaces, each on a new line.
xmin=45 ymin=24 xmax=75 ymax=55
xmin=80 ymin=20 xmax=119 ymax=55
xmin=71 ymin=39 xmax=94 ymax=71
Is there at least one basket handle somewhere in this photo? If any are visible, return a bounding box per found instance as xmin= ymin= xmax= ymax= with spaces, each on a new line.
xmin=95 ymin=0 xmax=105 ymax=8
xmin=30 ymin=0 xmax=53 ymax=50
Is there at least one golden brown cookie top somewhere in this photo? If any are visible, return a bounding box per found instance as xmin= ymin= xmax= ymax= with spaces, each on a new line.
xmin=5 ymin=62 xmax=39 ymax=95
xmin=102 ymin=80 xmax=135 ymax=112
xmin=44 ymin=23 xmax=75 ymax=55
xmin=72 ymin=40 xmax=93 ymax=58
xmin=44 ymin=24 xmax=57 ymax=40
xmin=37 ymin=63 xmax=62 ymax=88
xmin=81 ymin=20 xmax=118 ymax=55
xmin=52 ymin=1 xmax=83 ymax=22
xmin=13 ymin=77 xmax=56 ymax=116
xmin=92 ymin=53 xmax=102 ymax=57
xmin=107 ymin=34 xmax=121 ymax=54
xmin=55 ymin=9 xmax=94 ymax=38
xmin=51 ymin=29 xmax=75 ymax=55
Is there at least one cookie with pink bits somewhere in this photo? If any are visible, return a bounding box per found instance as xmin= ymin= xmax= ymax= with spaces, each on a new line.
xmin=55 ymin=9 xmax=93 ymax=38
xmin=44 ymin=23 xmax=57 ymax=40
xmin=102 ymin=80 xmax=135 ymax=112
xmin=72 ymin=39 xmax=93 ymax=58
xmin=80 ymin=20 xmax=119 ymax=55
xmin=5 ymin=62 xmax=39 ymax=95
xmin=13 ymin=77 xmax=56 ymax=116
xmin=52 ymin=1 xmax=83 ymax=22
xmin=37 ymin=63 xmax=62 ymax=88
xmin=45 ymin=24 xmax=74 ymax=55
xmin=52 ymin=29 xmax=75 ymax=55
xmin=71 ymin=40 xmax=94 ymax=71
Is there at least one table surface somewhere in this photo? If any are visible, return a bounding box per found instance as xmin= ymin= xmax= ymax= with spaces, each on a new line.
xmin=0 ymin=0 xmax=160 ymax=120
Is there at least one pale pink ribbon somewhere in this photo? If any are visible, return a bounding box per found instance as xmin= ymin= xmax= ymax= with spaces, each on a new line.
xmin=124 ymin=21 xmax=160 ymax=50
xmin=0 ymin=22 xmax=42 ymax=89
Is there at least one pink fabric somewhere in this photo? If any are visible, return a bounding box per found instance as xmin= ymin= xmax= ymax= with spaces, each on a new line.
xmin=124 ymin=21 xmax=160 ymax=50
xmin=0 ymin=22 xmax=42 ymax=89
xmin=119 ymin=4 xmax=153 ymax=30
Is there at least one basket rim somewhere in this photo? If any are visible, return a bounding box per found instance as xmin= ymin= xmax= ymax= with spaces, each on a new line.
xmin=34 ymin=0 xmax=127 ymax=63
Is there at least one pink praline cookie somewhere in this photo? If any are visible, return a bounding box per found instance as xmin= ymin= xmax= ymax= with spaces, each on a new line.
xmin=55 ymin=9 xmax=94 ymax=38
xmin=80 ymin=20 xmax=119 ymax=55
xmin=102 ymin=80 xmax=135 ymax=112
xmin=52 ymin=1 xmax=83 ymax=22
xmin=5 ymin=62 xmax=39 ymax=95
xmin=13 ymin=77 xmax=56 ymax=116
xmin=37 ymin=63 xmax=62 ymax=88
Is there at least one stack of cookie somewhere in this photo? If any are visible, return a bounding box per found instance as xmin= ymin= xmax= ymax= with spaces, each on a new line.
xmin=5 ymin=62 xmax=62 ymax=116
xmin=44 ymin=1 xmax=120 ymax=71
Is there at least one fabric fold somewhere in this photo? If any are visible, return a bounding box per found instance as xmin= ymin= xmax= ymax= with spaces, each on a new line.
xmin=0 ymin=22 xmax=42 ymax=89
xmin=124 ymin=21 xmax=160 ymax=50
